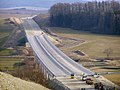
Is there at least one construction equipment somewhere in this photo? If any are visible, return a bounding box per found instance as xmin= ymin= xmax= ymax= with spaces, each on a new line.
xmin=86 ymin=78 xmax=94 ymax=85
xmin=71 ymin=73 xmax=74 ymax=79
xmin=94 ymin=82 xmax=104 ymax=90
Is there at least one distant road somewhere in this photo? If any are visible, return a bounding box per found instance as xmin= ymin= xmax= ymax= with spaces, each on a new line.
xmin=0 ymin=55 xmax=34 ymax=58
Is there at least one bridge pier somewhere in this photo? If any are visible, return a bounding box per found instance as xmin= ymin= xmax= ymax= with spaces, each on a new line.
xmin=34 ymin=55 xmax=54 ymax=80
xmin=47 ymin=74 xmax=50 ymax=80
xmin=43 ymin=68 xmax=47 ymax=78
xmin=33 ymin=53 xmax=39 ymax=69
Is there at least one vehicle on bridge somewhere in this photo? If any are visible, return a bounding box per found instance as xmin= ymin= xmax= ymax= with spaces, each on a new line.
xmin=86 ymin=78 xmax=94 ymax=85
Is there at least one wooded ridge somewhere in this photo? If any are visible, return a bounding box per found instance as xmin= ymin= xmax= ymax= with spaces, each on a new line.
xmin=49 ymin=1 xmax=120 ymax=35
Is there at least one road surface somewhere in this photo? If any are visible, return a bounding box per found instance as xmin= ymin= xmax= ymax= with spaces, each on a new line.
xmin=21 ymin=18 xmax=118 ymax=90
xmin=22 ymin=18 xmax=94 ymax=77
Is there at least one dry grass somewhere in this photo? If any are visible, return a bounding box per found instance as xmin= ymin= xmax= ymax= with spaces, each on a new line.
xmin=0 ymin=72 xmax=49 ymax=90
xmin=0 ymin=14 xmax=30 ymax=18
xmin=50 ymin=27 xmax=120 ymax=59
xmin=11 ymin=59 xmax=49 ymax=88
xmin=0 ymin=58 xmax=22 ymax=71
xmin=0 ymin=58 xmax=49 ymax=89
xmin=103 ymin=74 xmax=120 ymax=86
xmin=50 ymin=27 xmax=120 ymax=86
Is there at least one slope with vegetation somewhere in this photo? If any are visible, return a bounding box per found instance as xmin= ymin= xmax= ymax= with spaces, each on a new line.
xmin=0 ymin=18 xmax=14 ymax=55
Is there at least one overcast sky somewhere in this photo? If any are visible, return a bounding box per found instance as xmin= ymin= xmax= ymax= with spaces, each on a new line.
xmin=0 ymin=0 xmax=119 ymax=8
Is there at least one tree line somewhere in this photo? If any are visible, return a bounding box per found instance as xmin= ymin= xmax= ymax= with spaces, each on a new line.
xmin=49 ymin=1 xmax=120 ymax=35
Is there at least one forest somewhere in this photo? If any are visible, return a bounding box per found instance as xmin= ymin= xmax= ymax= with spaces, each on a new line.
xmin=49 ymin=1 xmax=120 ymax=35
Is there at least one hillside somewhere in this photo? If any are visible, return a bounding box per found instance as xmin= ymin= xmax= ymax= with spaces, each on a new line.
xmin=0 ymin=72 xmax=49 ymax=90
xmin=49 ymin=1 xmax=120 ymax=35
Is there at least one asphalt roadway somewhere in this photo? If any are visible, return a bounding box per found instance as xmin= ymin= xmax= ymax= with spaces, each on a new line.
xmin=21 ymin=18 xmax=118 ymax=90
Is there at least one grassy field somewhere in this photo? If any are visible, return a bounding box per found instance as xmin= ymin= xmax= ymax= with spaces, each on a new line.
xmin=0 ymin=18 xmax=14 ymax=55
xmin=103 ymin=74 xmax=120 ymax=86
xmin=90 ymin=66 xmax=120 ymax=85
xmin=0 ymin=18 xmax=13 ymax=45
xmin=0 ymin=48 xmax=14 ymax=56
xmin=50 ymin=27 xmax=120 ymax=59
xmin=0 ymin=58 xmax=22 ymax=71
xmin=50 ymin=27 xmax=120 ymax=86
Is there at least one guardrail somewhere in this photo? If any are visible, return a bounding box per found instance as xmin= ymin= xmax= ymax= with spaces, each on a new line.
xmin=21 ymin=18 xmax=120 ymax=90
xmin=43 ymin=34 xmax=94 ymax=76
xmin=35 ymin=36 xmax=72 ymax=75
xmin=28 ymin=37 xmax=55 ymax=78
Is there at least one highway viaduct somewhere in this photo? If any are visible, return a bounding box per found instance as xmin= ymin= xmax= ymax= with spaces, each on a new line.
xmin=17 ymin=17 xmax=118 ymax=90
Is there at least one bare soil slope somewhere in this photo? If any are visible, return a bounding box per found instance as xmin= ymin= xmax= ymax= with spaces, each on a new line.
xmin=0 ymin=72 xmax=49 ymax=90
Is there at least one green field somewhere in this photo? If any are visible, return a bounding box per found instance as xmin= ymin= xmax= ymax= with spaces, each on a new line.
xmin=50 ymin=27 xmax=120 ymax=59
xmin=0 ymin=48 xmax=14 ymax=56
xmin=0 ymin=18 xmax=14 ymax=55
xmin=0 ymin=18 xmax=13 ymax=46
xmin=0 ymin=58 xmax=22 ymax=71
xmin=50 ymin=27 xmax=120 ymax=86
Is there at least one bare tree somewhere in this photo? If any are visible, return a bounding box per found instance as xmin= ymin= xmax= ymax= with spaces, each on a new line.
xmin=4 ymin=66 xmax=8 ymax=72
xmin=103 ymin=48 xmax=113 ymax=59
